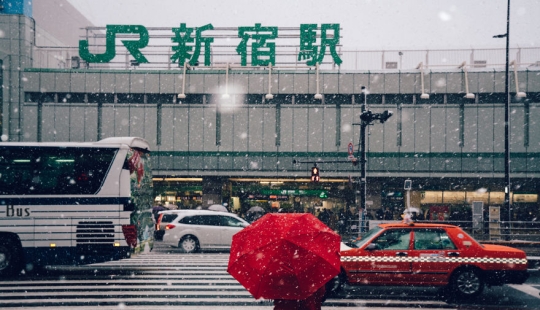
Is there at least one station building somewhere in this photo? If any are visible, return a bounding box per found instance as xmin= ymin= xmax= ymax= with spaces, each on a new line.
xmin=2 ymin=0 xmax=540 ymax=229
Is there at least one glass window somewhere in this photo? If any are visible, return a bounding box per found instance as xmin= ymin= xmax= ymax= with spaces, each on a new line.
xmin=0 ymin=146 xmax=117 ymax=195
xmin=181 ymin=94 xmax=204 ymax=104
xmin=371 ymin=229 xmax=411 ymax=250
xmin=25 ymin=92 xmax=55 ymax=103
xmin=117 ymin=94 xmax=145 ymax=103
xmin=350 ymin=226 xmax=381 ymax=248
xmin=385 ymin=94 xmax=414 ymax=105
xmin=161 ymin=214 xmax=178 ymax=224
xmin=201 ymin=215 xmax=221 ymax=226
xmin=220 ymin=215 xmax=247 ymax=227
xmin=325 ymin=94 xmax=352 ymax=105
xmin=269 ymin=94 xmax=293 ymax=104
xmin=58 ymin=93 xmax=86 ymax=103
xmin=180 ymin=215 xmax=201 ymax=225
xmin=295 ymin=94 xmax=317 ymax=104
xmin=180 ymin=215 xmax=221 ymax=226
xmin=365 ymin=94 xmax=383 ymax=104
xmin=88 ymin=93 xmax=114 ymax=103
xmin=414 ymin=229 xmax=456 ymax=250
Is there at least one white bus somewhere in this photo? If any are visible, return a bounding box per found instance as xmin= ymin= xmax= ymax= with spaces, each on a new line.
xmin=0 ymin=137 xmax=154 ymax=277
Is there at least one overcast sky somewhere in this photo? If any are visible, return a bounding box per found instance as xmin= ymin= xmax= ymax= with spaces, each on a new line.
xmin=66 ymin=0 xmax=539 ymax=50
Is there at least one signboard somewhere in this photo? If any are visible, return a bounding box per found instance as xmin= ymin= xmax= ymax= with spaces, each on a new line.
xmin=247 ymin=194 xmax=289 ymax=201
xmin=260 ymin=189 xmax=328 ymax=197
xmin=79 ymin=23 xmax=342 ymax=67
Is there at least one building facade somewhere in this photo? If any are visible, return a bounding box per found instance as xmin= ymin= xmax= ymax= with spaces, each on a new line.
xmin=2 ymin=0 xmax=540 ymax=233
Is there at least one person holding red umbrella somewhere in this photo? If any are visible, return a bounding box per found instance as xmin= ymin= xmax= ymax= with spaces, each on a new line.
xmin=273 ymin=284 xmax=326 ymax=310
xmin=227 ymin=213 xmax=341 ymax=310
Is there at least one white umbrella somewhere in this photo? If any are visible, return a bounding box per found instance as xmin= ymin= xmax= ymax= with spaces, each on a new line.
xmin=208 ymin=204 xmax=228 ymax=212
xmin=247 ymin=206 xmax=265 ymax=213
xmin=404 ymin=207 xmax=420 ymax=214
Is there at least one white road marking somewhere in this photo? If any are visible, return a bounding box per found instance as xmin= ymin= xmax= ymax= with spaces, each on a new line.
xmin=508 ymin=284 xmax=540 ymax=299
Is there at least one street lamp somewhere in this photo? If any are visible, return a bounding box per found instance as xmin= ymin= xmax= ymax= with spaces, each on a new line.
xmin=493 ymin=0 xmax=511 ymax=238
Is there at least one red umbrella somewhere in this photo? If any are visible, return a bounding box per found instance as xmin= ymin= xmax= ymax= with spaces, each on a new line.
xmin=227 ymin=213 xmax=341 ymax=300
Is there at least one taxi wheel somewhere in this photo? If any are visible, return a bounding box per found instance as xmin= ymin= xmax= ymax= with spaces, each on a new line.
xmin=449 ymin=268 xmax=484 ymax=300
xmin=179 ymin=235 xmax=199 ymax=253
xmin=325 ymin=270 xmax=345 ymax=297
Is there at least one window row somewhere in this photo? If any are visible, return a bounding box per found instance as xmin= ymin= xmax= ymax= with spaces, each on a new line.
xmin=24 ymin=92 xmax=540 ymax=105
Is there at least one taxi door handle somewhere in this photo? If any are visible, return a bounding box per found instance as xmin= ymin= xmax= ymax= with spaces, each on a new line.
xmin=396 ymin=252 xmax=408 ymax=257
xmin=448 ymin=252 xmax=460 ymax=257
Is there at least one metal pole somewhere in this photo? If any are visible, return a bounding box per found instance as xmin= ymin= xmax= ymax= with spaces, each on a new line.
xmin=0 ymin=59 xmax=3 ymax=140
xmin=359 ymin=87 xmax=367 ymax=236
xmin=504 ymin=0 xmax=511 ymax=239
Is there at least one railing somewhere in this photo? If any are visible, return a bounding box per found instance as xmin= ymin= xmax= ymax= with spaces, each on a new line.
xmin=32 ymin=46 xmax=540 ymax=72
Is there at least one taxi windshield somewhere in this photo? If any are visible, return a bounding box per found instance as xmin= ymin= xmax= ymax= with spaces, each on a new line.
xmin=348 ymin=226 xmax=382 ymax=248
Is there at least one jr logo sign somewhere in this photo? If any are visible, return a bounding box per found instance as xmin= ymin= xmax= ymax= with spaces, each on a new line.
xmin=79 ymin=25 xmax=149 ymax=63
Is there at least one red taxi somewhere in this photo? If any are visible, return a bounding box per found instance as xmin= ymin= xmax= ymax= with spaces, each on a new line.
xmin=332 ymin=223 xmax=529 ymax=299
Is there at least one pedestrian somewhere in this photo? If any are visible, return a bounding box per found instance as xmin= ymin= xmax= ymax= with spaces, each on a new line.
xmin=383 ymin=207 xmax=393 ymax=220
xmin=273 ymin=284 xmax=326 ymax=310
xmin=376 ymin=207 xmax=384 ymax=220
xmin=328 ymin=209 xmax=337 ymax=230
xmin=318 ymin=208 xmax=330 ymax=225
xmin=338 ymin=209 xmax=347 ymax=234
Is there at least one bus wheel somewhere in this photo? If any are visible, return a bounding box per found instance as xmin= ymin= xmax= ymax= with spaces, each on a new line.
xmin=0 ymin=238 xmax=22 ymax=277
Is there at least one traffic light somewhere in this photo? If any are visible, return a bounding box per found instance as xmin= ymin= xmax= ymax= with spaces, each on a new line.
xmin=379 ymin=110 xmax=393 ymax=123
xmin=360 ymin=110 xmax=373 ymax=122
xmin=311 ymin=166 xmax=320 ymax=182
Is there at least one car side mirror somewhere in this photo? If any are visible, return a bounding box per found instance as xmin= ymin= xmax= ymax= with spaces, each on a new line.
xmin=365 ymin=243 xmax=378 ymax=251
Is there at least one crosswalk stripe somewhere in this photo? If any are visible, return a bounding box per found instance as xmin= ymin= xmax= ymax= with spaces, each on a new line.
xmin=508 ymin=284 xmax=540 ymax=299
xmin=2 ymin=249 xmax=535 ymax=308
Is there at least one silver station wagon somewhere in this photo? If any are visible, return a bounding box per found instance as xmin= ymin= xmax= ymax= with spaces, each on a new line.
xmin=160 ymin=210 xmax=250 ymax=253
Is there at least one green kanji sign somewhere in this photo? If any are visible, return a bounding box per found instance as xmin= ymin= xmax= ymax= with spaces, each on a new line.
xmin=171 ymin=23 xmax=214 ymax=66
xmin=298 ymin=24 xmax=342 ymax=66
xmin=79 ymin=23 xmax=342 ymax=66
xmin=236 ymin=23 xmax=278 ymax=66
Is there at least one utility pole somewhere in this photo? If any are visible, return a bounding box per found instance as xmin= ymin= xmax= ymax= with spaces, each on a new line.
xmin=355 ymin=86 xmax=393 ymax=236
xmin=295 ymin=90 xmax=393 ymax=237
xmin=493 ymin=0 xmax=511 ymax=239
xmin=503 ymin=0 xmax=512 ymax=239
xmin=359 ymin=87 xmax=367 ymax=234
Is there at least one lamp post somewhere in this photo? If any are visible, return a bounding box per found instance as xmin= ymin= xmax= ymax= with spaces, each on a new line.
xmin=493 ymin=0 xmax=511 ymax=238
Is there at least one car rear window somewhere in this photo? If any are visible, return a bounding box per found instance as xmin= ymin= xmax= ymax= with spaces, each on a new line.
xmin=161 ymin=214 xmax=178 ymax=223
